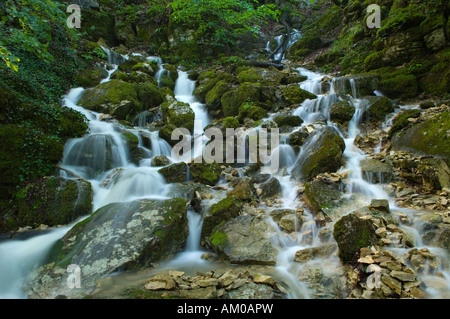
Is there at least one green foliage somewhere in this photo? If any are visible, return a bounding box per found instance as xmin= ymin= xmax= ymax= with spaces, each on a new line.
xmin=169 ymin=0 xmax=279 ymax=55
xmin=0 ymin=0 xmax=79 ymax=71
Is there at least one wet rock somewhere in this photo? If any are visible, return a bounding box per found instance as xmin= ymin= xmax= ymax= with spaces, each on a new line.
xmin=24 ymin=198 xmax=189 ymax=298
xmin=227 ymin=177 xmax=255 ymax=201
xmin=360 ymin=159 xmax=394 ymax=184
xmin=227 ymin=282 xmax=275 ymax=299
xmin=209 ymin=215 xmax=277 ymax=265
xmin=161 ymin=99 xmax=195 ymax=132
xmin=391 ymin=110 xmax=450 ymax=160
xmin=258 ymin=177 xmax=282 ymax=200
xmin=290 ymin=127 xmax=346 ymax=181
xmin=329 ymin=100 xmax=355 ymax=125
xmin=361 ymin=96 xmax=396 ymax=123
xmin=201 ymin=196 xmax=243 ymax=241
xmin=158 ymin=162 xmax=187 ymax=183
xmin=189 ymin=160 xmax=222 ymax=186
xmin=333 ymin=212 xmax=378 ymax=263
xmin=151 ymin=155 xmax=171 ymax=167
xmin=302 ymin=179 xmax=344 ymax=218
xmin=78 ymin=80 xmax=141 ymax=120
xmin=282 ymin=84 xmax=317 ymax=105
xmin=294 ymin=243 xmax=338 ymax=263
xmin=369 ymin=199 xmax=390 ymax=214
xmin=16 ymin=176 xmax=93 ymax=228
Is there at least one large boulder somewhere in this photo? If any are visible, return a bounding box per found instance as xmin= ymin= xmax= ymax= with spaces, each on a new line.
xmin=24 ymin=198 xmax=189 ymax=298
xmin=78 ymin=80 xmax=141 ymax=120
xmin=205 ymin=80 xmax=231 ymax=111
xmin=361 ymin=96 xmax=396 ymax=123
xmin=158 ymin=162 xmax=188 ymax=183
xmin=237 ymin=67 xmax=285 ymax=86
xmin=189 ymin=161 xmax=222 ymax=186
xmin=16 ymin=176 xmax=93 ymax=228
xmin=137 ymin=82 xmax=164 ymax=109
xmin=333 ymin=211 xmax=378 ymax=263
xmin=329 ymin=100 xmax=355 ymax=124
xmin=391 ymin=111 xmax=450 ymax=161
xmin=302 ymin=180 xmax=344 ymax=217
xmin=161 ymin=99 xmax=195 ymax=132
xmin=282 ymin=84 xmax=317 ymax=105
xmin=290 ymin=127 xmax=346 ymax=181
xmin=221 ymin=83 xmax=261 ymax=117
xmin=201 ymin=196 xmax=243 ymax=240
xmin=209 ymin=215 xmax=277 ymax=265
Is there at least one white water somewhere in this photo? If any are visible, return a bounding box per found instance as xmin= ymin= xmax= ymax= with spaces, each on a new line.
xmin=2 ymin=47 xmax=449 ymax=299
xmin=0 ymin=223 xmax=75 ymax=299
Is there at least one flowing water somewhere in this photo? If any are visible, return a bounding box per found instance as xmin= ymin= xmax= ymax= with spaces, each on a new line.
xmin=0 ymin=49 xmax=449 ymax=299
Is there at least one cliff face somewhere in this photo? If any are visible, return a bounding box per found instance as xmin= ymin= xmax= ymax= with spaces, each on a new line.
xmin=286 ymin=0 xmax=450 ymax=102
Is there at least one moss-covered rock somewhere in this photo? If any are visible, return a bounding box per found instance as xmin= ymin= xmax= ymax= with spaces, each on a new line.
xmin=360 ymin=158 xmax=394 ymax=184
xmin=204 ymin=117 xmax=240 ymax=134
xmin=201 ymin=196 xmax=243 ymax=240
xmin=273 ymin=113 xmax=303 ymax=127
xmin=291 ymin=127 xmax=346 ymax=181
xmin=333 ymin=211 xmax=378 ymax=263
xmin=129 ymin=71 xmax=157 ymax=85
xmin=78 ymin=80 xmax=141 ymax=120
xmin=282 ymin=84 xmax=317 ymax=105
xmin=391 ymin=111 xmax=450 ymax=161
xmin=161 ymin=100 xmax=195 ymax=132
xmin=132 ymin=62 xmax=157 ymax=76
xmin=221 ymin=83 xmax=261 ymax=117
xmin=16 ymin=176 xmax=92 ymax=229
xmin=389 ymin=109 xmax=421 ymax=137
xmin=330 ymin=100 xmax=355 ymax=124
xmin=193 ymin=71 xmax=235 ymax=103
xmin=189 ymin=160 xmax=222 ymax=186
xmin=303 ymin=180 xmax=343 ymax=215
xmin=151 ymin=155 xmax=171 ymax=167
xmin=237 ymin=67 xmax=285 ymax=85
xmin=138 ymin=82 xmax=164 ymax=109
xmin=25 ymin=198 xmax=188 ymax=298
xmin=209 ymin=215 xmax=277 ymax=265
xmin=75 ymin=66 xmax=108 ymax=88
xmin=378 ymin=69 xmax=418 ymax=100
xmin=158 ymin=162 xmax=188 ymax=183
xmin=0 ymin=125 xmax=64 ymax=199
xmin=238 ymin=102 xmax=268 ymax=122
xmin=205 ymin=80 xmax=231 ymax=111
xmin=361 ymin=96 xmax=396 ymax=122
xmin=121 ymin=130 xmax=141 ymax=165
xmin=159 ymin=75 xmax=175 ymax=91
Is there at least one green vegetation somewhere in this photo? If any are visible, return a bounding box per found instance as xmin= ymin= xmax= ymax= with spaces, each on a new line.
xmin=169 ymin=0 xmax=279 ymax=58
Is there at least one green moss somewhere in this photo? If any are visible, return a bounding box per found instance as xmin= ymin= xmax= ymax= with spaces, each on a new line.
xmin=138 ymin=82 xmax=164 ymax=109
xmin=362 ymin=96 xmax=395 ymax=122
xmin=205 ymin=80 xmax=231 ymax=110
xmin=189 ymin=161 xmax=222 ymax=186
xmin=330 ymin=100 xmax=356 ymax=124
xmin=16 ymin=177 xmax=93 ymax=229
xmin=238 ymin=102 xmax=268 ymax=122
xmin=221 ymin=83 xmax=261 ymax=117
xmin=392 ymin=111 xmax=450 ymax=160
xmin=364 ymin=50 xmax=386 ymax=71
xmin=132 ymin=62 xmax=157 ymax=76
xmin=420 ymin=14 xmax=445 ymax=35
xmin=210 ymin=232 xmax=228 ymax=248
xmin=389 ymin=109 xmax=421 ymax=137
xmin=282 ymin=84 xmax=317 ymax=105
xmin=377 ymin=5 xmax=426 ymax=38
xmin=78 ymin=79 xmax=141 ymax=119
xmin=273 ymin=114 xmax=303 ymax=127
xmin=236 ymin=67 xmax=284 ymax=86
xmin=377 ymin=68 xmax=418 ymax=100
